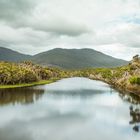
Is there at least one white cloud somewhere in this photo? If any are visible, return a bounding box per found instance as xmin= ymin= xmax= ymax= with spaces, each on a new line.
xmin=0 ymin=0 xmax=140 ymax=60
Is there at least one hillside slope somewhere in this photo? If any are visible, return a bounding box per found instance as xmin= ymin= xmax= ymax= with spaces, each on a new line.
xmin=0 ymin=47 xmax=31 ymax=62
xmin=0 ymin=47 xmax=128 ymax=69
xmin=32 ymin=48 xmax=128 ymax=69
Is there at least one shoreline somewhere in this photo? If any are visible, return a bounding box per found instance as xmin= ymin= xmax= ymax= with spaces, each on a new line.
xmin=88 ymin=76 xmax=140 ymax=96
xmin=0 ymin=78 xmax=59 ymax=89
xmin=0 ymin=76 xmax=140 ymax=98
xmin=0 ymin=76 xmax=139 ymax=95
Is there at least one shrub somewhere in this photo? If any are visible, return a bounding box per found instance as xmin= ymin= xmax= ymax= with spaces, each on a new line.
xmin=129 ymin=76 xmax=140 ymax=85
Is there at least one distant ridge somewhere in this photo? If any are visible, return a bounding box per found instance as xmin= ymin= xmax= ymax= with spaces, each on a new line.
xmin=32 ymin=48 xmax=128 ymax=69
xmin=0 ymin=47 xmax=128 ymax=69
xmin=0 ymin=47 xmax=31 ymax=62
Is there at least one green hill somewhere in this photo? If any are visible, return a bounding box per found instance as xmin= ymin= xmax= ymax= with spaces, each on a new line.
xmin=32 ymin=48 xmax=128 ymax=69
xmin=0 ymin=47 xmax=128 ymax=69
xmin=0 ymin=47 xmax=31 ymax=62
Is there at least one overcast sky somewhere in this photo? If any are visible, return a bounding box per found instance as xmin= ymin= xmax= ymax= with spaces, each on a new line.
xmin=0 ymin=0 xmax=140 ymax=60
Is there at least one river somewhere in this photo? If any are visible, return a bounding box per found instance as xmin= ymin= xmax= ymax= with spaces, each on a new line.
xmin=0 ymin=77 xmax=140 ymax=140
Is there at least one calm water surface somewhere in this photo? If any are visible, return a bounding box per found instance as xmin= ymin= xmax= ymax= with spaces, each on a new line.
xmin=0 ymin=77 xmax=140 ymax=140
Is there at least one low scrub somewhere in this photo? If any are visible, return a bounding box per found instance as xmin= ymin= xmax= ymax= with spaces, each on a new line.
xmin=0 ymin=61 xmax=67 ymax=85
xmin=129 ymin=76 xmax=140 ymax=85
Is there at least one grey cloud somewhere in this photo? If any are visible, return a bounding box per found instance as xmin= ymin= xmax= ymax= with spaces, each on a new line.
xmin=115 ymin=24 xmax=140 ymax=48
xmin=31 ymin=18 xmax=90 ymax=36
xmin=0 ymin=0 xmax=35 ymax=21
xmin=0 ymin=0 xmax=90 ymax=36
xmin=89 ymin=23 xmax=140 ymax=49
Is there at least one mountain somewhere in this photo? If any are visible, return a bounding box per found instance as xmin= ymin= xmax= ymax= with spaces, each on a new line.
xmin=0 ymin=47 xmax=128 ymax=69
xmin=32 ymin=48 xmax=128 ymax=69
xmin=0 ymin=47 xmax=31 ymax=62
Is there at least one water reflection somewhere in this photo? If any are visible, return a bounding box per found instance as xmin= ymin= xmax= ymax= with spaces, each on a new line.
xmin=129 ymin=106 xmax=140 ymax=132
xmin=46 ymin=89 xmax=107 ymax=98
xmin=119 ymin=92 xmax=140 ymax=105
xmin=0 ymin=88 xmax=44 ymax=105
xmin=0 ymin=78 xmax=140 ymax=140
xmin=119 ymin=92 xmax=140 ymax=132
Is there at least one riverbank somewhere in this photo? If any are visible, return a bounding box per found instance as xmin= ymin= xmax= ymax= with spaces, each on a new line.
xmin=0 ymin=57 xmax=140 ymax=95
xmin=89 ymin=74 xmax=140 ymax=96
xmin=0 ymin=79 xmax=59 ymax=89
xmin=0 ymin=61 xmax=68 ymax=89
xmin=80 ymin=59 xmax=140 ymax=95
xmin=90 ymin=76 xmax=140 ymax=96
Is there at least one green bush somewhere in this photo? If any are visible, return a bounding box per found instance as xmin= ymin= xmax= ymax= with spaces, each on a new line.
xmin=129 ymin=76 xmax=140 ymax=85
xmin=94 ymin=68 xmax=113 ymax=79
xmin=0 ymin=61 xmax=69 ymax=85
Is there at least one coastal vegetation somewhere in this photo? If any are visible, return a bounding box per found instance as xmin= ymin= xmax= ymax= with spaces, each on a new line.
xmin=129 ymin=76 xmax=140 ymax=85
xmin=77 ymin=55 xmax=140 ymax=94
xmin=0 ymin=61 xmax=69 ymax=88
xmin=0 ymin=55 xmax=140 ymax=95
